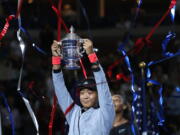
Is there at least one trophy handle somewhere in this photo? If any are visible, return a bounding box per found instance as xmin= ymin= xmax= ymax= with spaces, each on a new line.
xmin=78 ymin=39 xmax=85 ymax=57
xmin=57 ymin=41 xmax=63 ymax=58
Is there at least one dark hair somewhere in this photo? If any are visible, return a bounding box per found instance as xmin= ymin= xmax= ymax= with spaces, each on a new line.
xmin=112 ymin=90 xmax=131 ymax=120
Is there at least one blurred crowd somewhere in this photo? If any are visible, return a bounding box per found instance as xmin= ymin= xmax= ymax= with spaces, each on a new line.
xmin=0 ymin=31 xmax=180 ymax=134
xmin=0 ymin=0 xmax=180 ymax=135
xmin=0 ymin=0 xmax=180 ymax=30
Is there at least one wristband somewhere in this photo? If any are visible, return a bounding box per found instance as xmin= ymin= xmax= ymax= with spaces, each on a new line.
xmin=53 ymin=69 xmax=61 ymax=73
xmin=52 ymin=56 xmax=61 ymax=65
xmin=88 ymin=53 xmax=98 ymax=63
xmin=91 ymin=61 xmax=100 ymax=72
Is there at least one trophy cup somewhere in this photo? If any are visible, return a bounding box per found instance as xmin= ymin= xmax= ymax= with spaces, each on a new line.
xmin=59 ymin=26 xmax=84 ymax=70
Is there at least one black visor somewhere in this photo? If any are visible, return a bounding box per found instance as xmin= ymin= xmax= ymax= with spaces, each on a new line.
xmin=77 ymin=78 xmax=97 ymax=91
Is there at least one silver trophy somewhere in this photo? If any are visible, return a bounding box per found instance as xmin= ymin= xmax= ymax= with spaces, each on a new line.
xmin=59 ymin=26 xmax=84 ymax=70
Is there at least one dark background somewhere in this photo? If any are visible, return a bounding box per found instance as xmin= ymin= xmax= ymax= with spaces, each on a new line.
xmin=0 ymin=0 xmax=180 ymax=135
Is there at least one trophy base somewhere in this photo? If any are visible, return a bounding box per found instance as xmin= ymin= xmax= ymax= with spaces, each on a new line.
xmin=64 ymin=59 xmax=80 ymax=70
xmin=65 ymin=65 xmax=80 ymax=70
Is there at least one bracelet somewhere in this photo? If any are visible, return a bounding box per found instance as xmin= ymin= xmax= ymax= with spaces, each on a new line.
xmin=52 ymin=56 xmax=61 ymax=65
xmin=88 ymin=53 xmax=98 ymax=63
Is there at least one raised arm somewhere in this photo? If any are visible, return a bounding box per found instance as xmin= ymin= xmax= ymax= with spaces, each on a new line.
xmin=51 ymin=40 xmax=75 ymax=123
xmin=83 ymin=39 xmax=115 ymax=129
xmin=93 ymin=65 xmax=115 ymax=127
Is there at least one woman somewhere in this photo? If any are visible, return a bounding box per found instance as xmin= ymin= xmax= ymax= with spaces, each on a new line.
xmin=110 ymin=92 xmax=139 ymax=135
xmin=51 ymin=39 xmax=115 ymax=135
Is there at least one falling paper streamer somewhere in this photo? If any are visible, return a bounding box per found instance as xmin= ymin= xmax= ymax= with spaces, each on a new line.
xmin=132 ymin=0 xmax=176 ymax=54
xmin=19 ymin=92 xmax=39 ymax=135
xmin=16 ymin=0 xmax=40 ymax=132
xmin=121 ymin=49 xmax=137 ymax=135
xmin=147 ymin=80 xmax=165 ymax=126
xmin=148 ymin=50 xmax=180 ymax=67
xmin=0 ymin=0 xmax=23 ymax=41
xmin=17 ymin=29 xmax=25 ymax=91
xmin=0 ymin=15 xmax=15 ymax=40
xmin=48 ymin=0 xmax=64 ymax=134
xmin=17 ymin=29 xmax=39 ymax=135
xmin=23 ymin=98 xmax=39 ymax=135
xmin=0 ymin=92 xmax=15 ymax=135
xmin=17 ymin=29 xmax=25 ymax=56
xmin=161 ymin=32 xmax=176 ymax=57
xmin=18 ymin=26 xmax=47 ymax=55
xmin=170 ymin=5 xmax=176 ymax=22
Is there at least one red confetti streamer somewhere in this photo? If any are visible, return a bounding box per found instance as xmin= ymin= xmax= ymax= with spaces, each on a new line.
xmin=48 ymin=96 xmax=57 ymax=135
xmin=28 ymin=81 xmax=35 ymax=89
xmin=134 ymin=37 xmax=152 ymax=54
xmin=0 ymin=15 xmax=15 ymax=40
xmin=80 ymin=59 xmax=88 ymax=79
xmin=0 ymin=0 xmax=24 ymax=41
xmin=107 ymin=0 xmax=176 ymax=79
xmin=116 ymin=73 xmax=131 ymax=82
xmin=48 ymin=0 xmax=63 ymax=134
xmin=51 ymin=4 xmax=70 ymax=34
xmin=107 ymin=48 xmax=134 ymax=79
xmin=48 ymin=1 xmax=72 ymax=135
xmin=64 ymin=103 xmax=75 ymax=115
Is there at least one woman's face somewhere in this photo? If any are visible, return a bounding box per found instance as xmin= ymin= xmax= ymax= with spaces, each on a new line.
xmin=112 ymin=95 xmax=125 ymax=113
xmin=80 ymin=89 xmax=97 ymax=109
